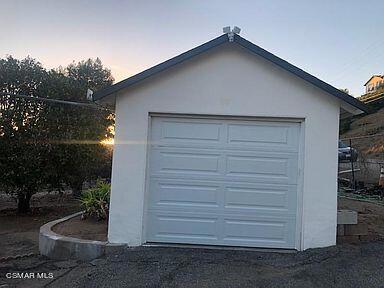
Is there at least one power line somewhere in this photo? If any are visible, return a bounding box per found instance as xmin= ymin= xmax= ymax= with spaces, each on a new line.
xmin=0 ymin=92 xmax=114 ymax=112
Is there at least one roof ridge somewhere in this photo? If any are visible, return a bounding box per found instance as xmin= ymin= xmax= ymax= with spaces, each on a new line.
xmin=94 ymin=33 xmax=367 ymax=113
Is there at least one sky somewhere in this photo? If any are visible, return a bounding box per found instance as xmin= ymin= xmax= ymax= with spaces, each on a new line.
xmin=1 ymin=0 xmax=384 ymax=96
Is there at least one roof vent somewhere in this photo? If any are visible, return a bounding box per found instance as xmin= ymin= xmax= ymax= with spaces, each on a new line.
xmin=223 ymin=26 xmax=241 ymax=42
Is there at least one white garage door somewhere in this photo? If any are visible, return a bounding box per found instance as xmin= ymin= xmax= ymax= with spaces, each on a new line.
xmin=146 ymin=115 xmax=301 ymax=249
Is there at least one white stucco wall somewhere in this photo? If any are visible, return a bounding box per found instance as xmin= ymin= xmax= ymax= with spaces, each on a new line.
xmin=108 ymin=43 xmax=340 ymax=250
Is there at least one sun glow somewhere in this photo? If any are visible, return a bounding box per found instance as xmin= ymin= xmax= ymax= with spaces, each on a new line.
xmin=101 ymin=137 xmax=114 ymax=145
xmin=101 ymin=124 xmax=115 ymax=145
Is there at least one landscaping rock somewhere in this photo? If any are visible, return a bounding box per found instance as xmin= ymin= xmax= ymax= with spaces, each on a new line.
xmin=344 ymin=223 xmax=368 ymax=236
xmin=337 ymin=210 xmax=358 ymax=225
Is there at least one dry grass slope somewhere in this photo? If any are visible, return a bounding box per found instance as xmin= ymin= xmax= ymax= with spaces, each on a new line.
xmin=341 ymin=107 xmax=384 ymax=159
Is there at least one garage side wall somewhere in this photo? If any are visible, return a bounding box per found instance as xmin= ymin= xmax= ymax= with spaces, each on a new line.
xmin=108 ymin=44 xmax=340 ymax=250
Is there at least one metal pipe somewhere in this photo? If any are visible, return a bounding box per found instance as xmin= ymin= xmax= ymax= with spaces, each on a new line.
xmin=349 ymin=138 xmax=355 ymax=190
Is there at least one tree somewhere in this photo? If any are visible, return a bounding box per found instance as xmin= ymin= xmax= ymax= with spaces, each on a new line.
xmin=42 ymin=59 xmax=114 ymax=196
xmin=0 ymin=56 xmax=49 ymax=212
xmin=0 ymin=56 xmax=114 ymax=213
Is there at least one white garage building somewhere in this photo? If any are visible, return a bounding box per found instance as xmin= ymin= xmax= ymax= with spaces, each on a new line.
xmin=94 ymin=30 xmax=366 ymax=250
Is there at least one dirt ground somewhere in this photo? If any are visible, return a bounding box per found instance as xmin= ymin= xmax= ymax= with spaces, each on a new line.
xmin=0 ymin=192 xmax=81 ymax=259
xmin=52 ymin=215 xmax=108 ymax=242
xmin=338 ymin=197 xmax=384 ymax=236
xmin=1 ymin=195 xmax=384 ymax=287
xmin=0 ymin=190 xmax=75 ymax=211
xmin=1 ymin=194 xmax=384 ymax=262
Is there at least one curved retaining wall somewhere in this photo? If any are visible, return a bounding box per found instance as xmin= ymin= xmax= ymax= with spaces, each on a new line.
xmin=39 ymin=212 xmax=124 ymax=261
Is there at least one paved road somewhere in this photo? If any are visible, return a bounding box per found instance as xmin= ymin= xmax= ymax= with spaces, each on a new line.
xmin=2 ymin=242 xmax=384 ymax=288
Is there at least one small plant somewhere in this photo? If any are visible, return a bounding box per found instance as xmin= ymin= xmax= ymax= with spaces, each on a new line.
xmin=80 ymin=180 xmax=110 ymax=220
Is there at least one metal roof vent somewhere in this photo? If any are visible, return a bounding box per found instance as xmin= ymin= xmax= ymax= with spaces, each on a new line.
xmin=223 ymin=26 xmax=241 ymax=42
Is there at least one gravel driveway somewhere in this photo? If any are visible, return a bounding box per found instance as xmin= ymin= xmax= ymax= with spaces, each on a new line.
xmin=2 ymin=242 xmax=384 ymax=288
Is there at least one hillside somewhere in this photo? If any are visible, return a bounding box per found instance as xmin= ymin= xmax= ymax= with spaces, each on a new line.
xmin=340 ymin=107 xmax=384 ymax=159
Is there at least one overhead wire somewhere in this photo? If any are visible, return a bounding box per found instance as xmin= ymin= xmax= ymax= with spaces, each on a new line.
xmin=0 ymin=92 xmax=114 ymax=112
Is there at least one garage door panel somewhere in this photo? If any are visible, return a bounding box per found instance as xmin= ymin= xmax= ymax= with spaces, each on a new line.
xmin=147 ymin=212 xmax=219 ymax=241
xmin=227 ymin=123 xmax=288 ymax=144
xmin=149 ymin=179 xmax=220 ymax=208
xmin=151 ymin=117 xmax=300 ymax=153
xmin=147 ymin=211 xmax=295 ymax=248
xmin=153 ymin=119 xmax=222 ymax=143
xmin=223 ymin=219 xmax=285 ymax=241
xmin=227 ymin=156 xmax=288 ymax=176
xmin=222 ymin=218 xmax=295 ymax=247
xmin=151 ymin=149 xmax=221 ymax=176
xmin=224 ymin=184 xmax=295 ymax=212
xmin=151 ymin=147 xmax=298 ymax=184
xmin=226 ymin=154 xmax=297 ymax=183
xmin=148 ymin=178 xmax=296 ymax=214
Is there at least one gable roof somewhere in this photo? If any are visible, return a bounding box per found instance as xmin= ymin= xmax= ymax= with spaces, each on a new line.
xmin=94 ymin=34 xmax=368 ymax=113
xmin=364 ymin=75 xmax=383 ymax=86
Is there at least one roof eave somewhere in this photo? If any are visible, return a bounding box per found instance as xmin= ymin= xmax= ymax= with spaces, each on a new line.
xmin=233 ymin=34 xmax=368 ymax=113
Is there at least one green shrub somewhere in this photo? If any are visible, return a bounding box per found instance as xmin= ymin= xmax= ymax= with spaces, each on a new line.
xmin=80 ymin=180 xmax=110 ymax=220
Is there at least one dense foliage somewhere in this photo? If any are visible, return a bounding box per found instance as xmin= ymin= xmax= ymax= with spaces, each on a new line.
xmin=80 ymin=180 xmax=110 ymax=220
xmin=0 ymin=56 xmax=114 ymax=213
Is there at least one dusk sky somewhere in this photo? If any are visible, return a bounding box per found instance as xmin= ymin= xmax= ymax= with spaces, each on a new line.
xmin=2 ymin=0 xmax=384 ymax=96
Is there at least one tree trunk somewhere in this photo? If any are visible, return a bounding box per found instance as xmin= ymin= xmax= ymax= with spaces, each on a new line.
xmin=17 ymin=193 xmax=32 ymax=214
xmin=71 ymin=181 xmax=84 ymax=198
